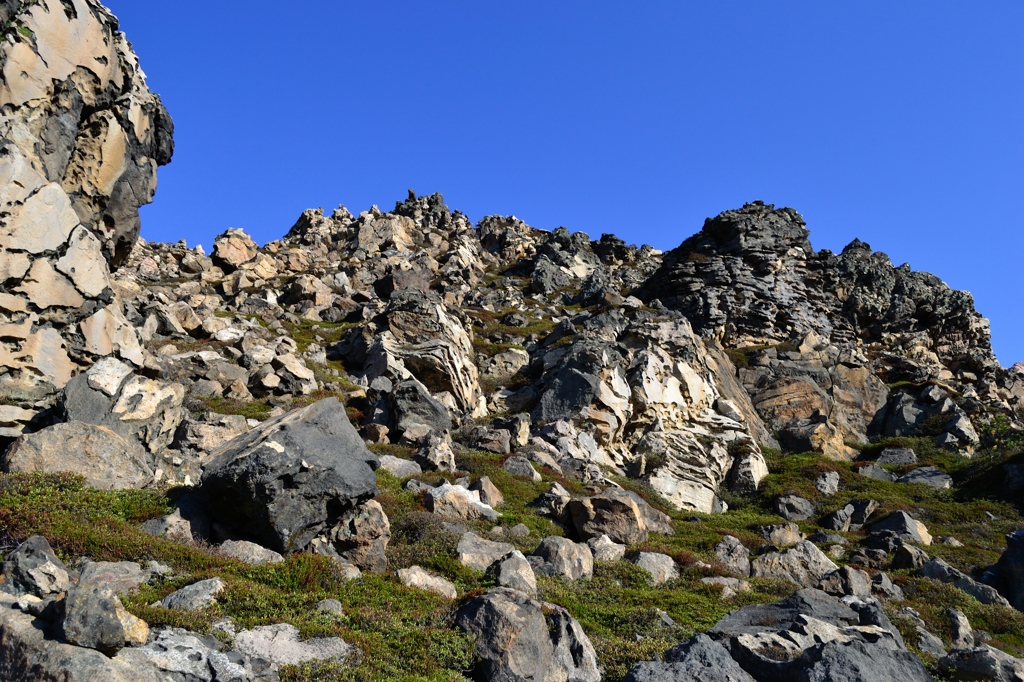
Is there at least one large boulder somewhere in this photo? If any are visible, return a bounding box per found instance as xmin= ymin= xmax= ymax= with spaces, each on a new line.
xmin=2 ymin=421 xmax=153 ymax=489
xmin=567 ymin=488 xmax=674 ymax=545
xmin=455 ymin=588 xmax=600 ymax=682
xmin=199 ymin=398 xmax=379 ymax=553
xmin=624 ymin=634 xmax=756 ymax=682
xmin=750 ymin=541 xmax=839 ymax=588
xmin=0 ymin=536 xmax=70 ymax=598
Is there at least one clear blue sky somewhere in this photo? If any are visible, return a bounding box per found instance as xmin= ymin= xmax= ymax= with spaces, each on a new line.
xmin=106 ymin=1 xmax=1023 ymax=366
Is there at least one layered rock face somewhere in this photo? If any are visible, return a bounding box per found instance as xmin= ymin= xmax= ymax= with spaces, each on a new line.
xmin=640 ymin=201 xmax=1017 ymax=457
xmin=0 ymin=0 xmax=173 ymax=425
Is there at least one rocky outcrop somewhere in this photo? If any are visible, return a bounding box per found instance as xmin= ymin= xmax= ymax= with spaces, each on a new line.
xmin=639 ymin=201 xmax=1011 ymax=456
xmin=0 ymin=0 xmax=172 ymax=424
xmin=629 ymin=589 xmax=930 ymax=682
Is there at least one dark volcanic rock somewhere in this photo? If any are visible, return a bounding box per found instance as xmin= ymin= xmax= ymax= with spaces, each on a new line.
xmin=199 ymin=398 xmax=379 ymax=553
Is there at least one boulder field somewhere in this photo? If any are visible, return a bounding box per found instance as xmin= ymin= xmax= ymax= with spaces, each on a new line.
xmin=3 ymin=1 xmax=1024 ymax=680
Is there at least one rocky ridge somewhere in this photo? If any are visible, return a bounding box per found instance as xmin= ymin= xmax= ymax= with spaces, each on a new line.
xmin=4 ymin=2 xmax=1024 ymax=681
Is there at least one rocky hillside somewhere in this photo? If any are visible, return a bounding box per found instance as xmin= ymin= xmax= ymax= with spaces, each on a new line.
xmin=3 ymin=2 xmax=1024 ymax=681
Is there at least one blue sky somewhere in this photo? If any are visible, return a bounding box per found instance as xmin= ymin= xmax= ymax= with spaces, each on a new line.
xmin=106 ymin=1 xmax=1023 ymax=365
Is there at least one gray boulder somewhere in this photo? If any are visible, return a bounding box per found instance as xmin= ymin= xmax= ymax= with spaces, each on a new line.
xmin=630 ymin=552 xmax=679 ymax=585
xmin=939 ymin=645 xmax=1024 ymax=681
xmin=60 ymin=583 xmax=149 ymax=654
xmin=870 ymin=512 xmax=932 ymax=545
xmin=455 ymin=588 xmax=600 ymax=682
xmin=624 ymin=634 xmax=756 ymax=682
xmin=588 ymin=534 xmax=626 ymax=563
xmin=487 ymin=551 xmax=538 ymax=596
xmin=775 ymin=494 xmax=815 ymax=521
xmin=715 ymin=535 xmax=751 ymax=577
xmin=0 ymin=535 xmax=70 ymax=598
xmin=920 ymin=558 xmax=1010 ymax=606
xmin=877 ymin=447 xmax=918 ymax=466
xmin=199 ymin=398 xmax=379 ymax=553
xmin=159 ymin=578 xmax=226 ymax=611
xmin=457 ymin=532 xmax=515 ymax=571
xmin=234 ymin=623 xmax=355 ymax=667
xmin=390 ymin=380 xmax=452 ymax=435
xmin=750 ymin=541 xmax=839 ymax=588
xmin=3 ymin=421 xmax=153 ymax=490
xmin=858 ymin=464 xmax=896 ymax=482
xmin=568 ymin=488 xmax=674 ymax=545
xmin=897 ymin=466 xmax=953 ymax=490
xmin=219 ymin=541 xmax=284 ymax=566
xmin=503 ymin=455 xmax=541 ymax=481
xmin=531 ymin=537 xmax=594 ymax=581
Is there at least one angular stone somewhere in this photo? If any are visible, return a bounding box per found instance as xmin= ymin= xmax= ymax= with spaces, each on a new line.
xmin=427 ymin=483 xmax=500 ymax=522
xmin=588 ymin=534 xmax=626 ymax=563
xmin=623 ymin=634 xmax=756 ymax=682
xmin=61 ymin=583 xmax=149 ymax=654
xmin=457 ymin=532 xmax=515 ymax=571
xmin=397 ymin=566 xmax=457 ymax=600
xmin=897 ymin=466 xmax=953 ymax=490
xmin=200 ymin=398 xmax=379 ymax=553
xmin=815 ymin=470 xmax=841 ymax=496
xmin=870 ymin=511 xmax=932 ymax=545
xmin=56 ymin=227 xmax=111 ymax=297
xmin=775 ymin=494 xmax=815 ymax=521
xmin=503 ymin=455 xmax=541 ymax=481
xmin=878 ymin=447 xmax=918 ymax=466
xmin=234 ymin=623 xmax=355 ymax=667
xmin=78 ymin=562 xmax=147 ymax=596
xmin=86 ymin=357 xmax=134 ymax=397
xmin=751 ymin=541 xmax=839 ymax=588
xmin=470 ymin=476 xmax=504 ymax=508
xmin=715 ymin=535 xmax=751 ymax=577
xmin=15 ymin=258 xmax=84 ymax=309
xmin=0 ymin=536 xmax=70 ymax=598
xmin=568 ymin=488 xmax=674 ymax=545
xmin=630 ymin=552 xmax=679 ymax=585
xmin=378 ymin=455 xmax=422 ymax=478
xmin=159 ymin=577 xmax=225 ymax=611
xmin=79 ymin=305 xmax=146 ymax=366
xmin=219 ymin=540 xmax=284 ymax=565
xmin=455 ymin=588 xmax=600 ymax=682
xmin=3 ymin=421 xmax=153 ymax=490
xmin=532 ymin=536 xmax=594 ymax=581
xmin=488 ymin=550 xmax=538 ymax=596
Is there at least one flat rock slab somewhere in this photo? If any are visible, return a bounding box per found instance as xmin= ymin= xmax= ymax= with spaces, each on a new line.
xmin=234 ymin=623 xmax=355 ymax=667
xmin=78 ymin=561 xmax=147 ymax=596
xmin=219 ymin=540 xmax=285 ymax=565
xmin=159 ymin=578 xmax=225 ymax=611
xmin=897 ymin=466 xmax=953 ymax=490
xmin=397 ymin=566 xmax=457 ymax=600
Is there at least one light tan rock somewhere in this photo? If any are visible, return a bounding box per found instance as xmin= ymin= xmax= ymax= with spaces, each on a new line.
xmin=79 ymin=305 xmax=146 ymax=366
xmin=3 ymin=421 xmax=154 ymax=490
xmin=0 ymin=140 xmax=47 ymax=204
xmin=398 ymin=566 xmax=458 ymax=600
xmin=0 ymin=249 xmax=32 ymax=281
xmin=15 ymin=258 xmax=84 ymax=309
xmin=57 ymin=227 xmax=112 ymax=297
xmin=0 ymin=292 xmax=27 ymax=313
xmin=86 ymin=357 xmax=134 ymax=397
xmin=1 ymin=183 xmax=79 ymax=253
xmin=213 ymin=228 xmax=259 ymax=268
xmin=0 ymin=325 xmax=76 ymax=390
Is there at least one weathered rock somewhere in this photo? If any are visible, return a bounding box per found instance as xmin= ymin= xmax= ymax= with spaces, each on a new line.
xmin=818 ymin=565 xmax=872 ymax=598
xmin=397 ymin=566 xmax=457 ymax=600
xmin=78 ymin=561 xmax=147 ymax=596
xmin=750 ymin=541 xmax=839 ymax=588
xmin=470 ymin=476 xmax=504 ymax=508
xmin=60 ymin=583 xmax=149 ymax=654
xmin=426 ymin=483 xmax=500 ymax=522
xmin=623 ymin=634 xmax=757 ymax=682
xmin=199 ymin=398 xmax=378 ymax=553
xmin=378 ymin=455 xmax=422 ymax=478
xmin=759 ymin=523 xmax=805 ymax=547
xmin=815 ymin=471 xmax=841 ymax=496
xmin=775 ymin=494 xmax=816 ymax=521
xmin=413 ymin=431 xmax=457 ymax=472
xmin=897 ymin=466 xmax=953 ymax=491
xmin=858 ymin=463 xmax=897 ymax=482
xmin=715 ymin=535 xmax=751 ymax=577
xmin=0 ymin=592 xmax=164 ymax=682
xmin=3 ymin=421 xmax=153 ymax=489
xmin=219 ymin=541 xmax=284 ymax=566
xmin=159 ymin=578 xmax=226 ymax=611
xmin=0 ymin=536 xmax=70 ymax=598
xmin=588 ymin=534 xmax=627 ymax=563
xmin=457 ymin=532 xmax=515 ymax=572
xmin=503 ymin=455 xmax=541 ymax=481
xmin=118 ymin=627 xmax=278 ymax=681
xmin=630 ymin=552 xmax=679 ymax=585
xmin=870 ymin=512 xmax=932 ymax=546
xmin=314 ymin=500 xmax=391 ymax=573
xmin=531 ymin=536 xmax=594 ymax=581
xmin=891 ymin=544 xmax=930 ymax=570
xmin=567 ymin=488 xmax=674 ymax=545
xmin=234 ymin=623 xmax=355 ymax=667
xmin=488 ymin=550 xmax=538 ymax=596
xmin=947 ymin=608 xmax=975 ymax=650
xmin=939 ymin=645 xmax=1024 ymax=682
xmin=455 ymin=588 xmax=601 ymax=682
xmin=920 ymin=558 xmax=1010 ymax=606
xmin=878 ymin=447 xmax=918 ymax=466
xmin=139 ymin=509 xmax=193 ymax=541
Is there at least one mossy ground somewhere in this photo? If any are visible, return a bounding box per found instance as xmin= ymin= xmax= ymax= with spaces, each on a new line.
xmin=3 ymin=435 xmax=1024 ymax=680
